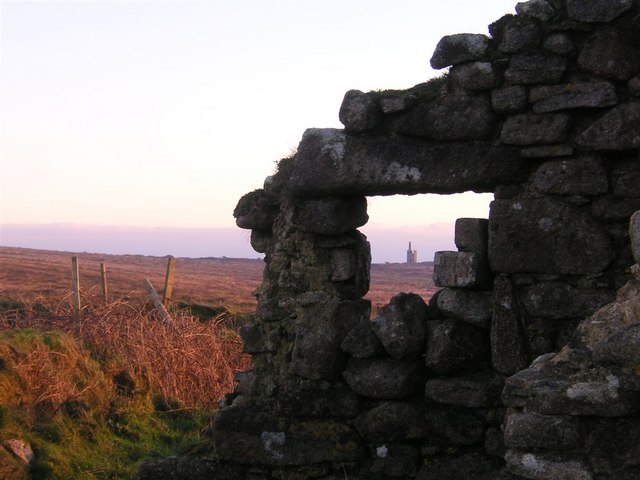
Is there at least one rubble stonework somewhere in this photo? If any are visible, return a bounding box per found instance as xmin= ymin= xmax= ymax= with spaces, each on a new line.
xmin=139 ymin=0 xmax=640 ymax=478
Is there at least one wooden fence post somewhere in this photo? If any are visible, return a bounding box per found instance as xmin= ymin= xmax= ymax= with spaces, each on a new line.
xmin=144 ymin=278 xmax=174 ymax=325
xmin=71 ymin=256 xmax=81 ymax=323
xmin=162 ymin=255 xmax=176 ymax=307
xmin=100 ymin=262 xmax=109 ymax=304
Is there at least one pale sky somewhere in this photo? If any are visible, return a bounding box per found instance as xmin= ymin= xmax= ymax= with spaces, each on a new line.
xmin=0 ymin=0 xmax=518 ymax=260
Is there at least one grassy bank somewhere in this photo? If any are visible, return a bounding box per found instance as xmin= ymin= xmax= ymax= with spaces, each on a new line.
xmin=0 ymin=295 xmax=250 ymax=479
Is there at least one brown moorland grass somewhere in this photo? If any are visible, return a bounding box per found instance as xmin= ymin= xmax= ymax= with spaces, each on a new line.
xmin=0 ymin=247 xmax=264 ymax=313
xmin=0 ymin=247 xmax=436 ymax=478
xmin=0 ymin=246 xmax=436 ymax=314
xmin=0 ymin=291 xmax=250 ymax=411
xmin=0 ymin=246 xmax=435 ymax=411
xmin=0 ymin=301 xmax=242 ymax=479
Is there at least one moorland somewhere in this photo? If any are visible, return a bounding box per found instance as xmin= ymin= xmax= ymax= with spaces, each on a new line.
xmin=0 ymin=246 xmax=436 ymax=314
xmin=0 ymin=246 xmax=435 ymax=479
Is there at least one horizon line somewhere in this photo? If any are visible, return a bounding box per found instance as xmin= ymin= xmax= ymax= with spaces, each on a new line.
xmin=0 ymin=245 xmax=435 ymax=265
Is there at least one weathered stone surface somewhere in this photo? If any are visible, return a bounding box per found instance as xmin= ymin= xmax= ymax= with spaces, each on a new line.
xmin=520 ymin=145 xmax=574 ymax=158
xmin=2 ymin=439 xmax=34 ymax=464
xmin=425 ymin=372 xmax=504 ymax=407
xmin=575 ymin=103 xmax=640 ymax=151
xmin=250 ymin=229 xmax=271 ymax=253
xmin=331 ymin=248 xmax=358 ymax=282
xmin=240 ymin=323 xmax=270 ymax=354
xmin=501 ymin=279 xmax=640 ymax=435
xmin=500 ymin=113 xmax=570 ymax=145
xmin=491 ymin=85 xmax=528 ymax=113
xmin=505 ymin=450 xmax=594 ymax=480
xmin=435 ymin=288 xmax=492 ymax=328
xmin=430 ymin=33 xmax=489 ymax=69
xmin=519 ymin=282 xmax=615 ymax=320
xmin=425 ymin=319 xmax=488 ymax=375
xmin=632 ymin=211 xmax=640 ymax=263
xmin=450 ymin=62 xmax=499 ymax=90
xmin=229 ymin=370 xmax=254 ymax=400
xmin=290 ymin=129 xmax=525 ymax=196
xmin=530 ymin=81 xmax=618 ymax=113
xmin=138 ymin=457 xmax=245 ymax=480
xmin=340 ymin=320 xmax=385 ymax=358
xmin=342 ymin=358 xmax=425 ymax=399
xmin=491 ymin=275 xmax=531 ymax=375
xmin=630 ymin=74 xmax=640 ymax=96
xmin=567 ymin=0 xmax=633 ymax=23
xmin=612 ymin=159 xmax=640 ymax=198
xmin=498 ymin=15 xmax=543 ymax=53
xmin=222 ymin=3 xmax=640 ymax=477
xmin=433 ymin=251 xmax=491 ymax=289
xmin=502 ymin=353 xmax=640 ymax=416
xmin=519 ymin=282 xmax=615 ymax=319
xmin=379 ymin=94 xmax=417 ymax=114
xmin=355 ymin=401 xmax=484 ymax=446
xmin=586 ymin=417 xmax=640 ymax=473
xmin=212 ymin=406 xmax=366 ymax=466
xmin=455 ymin=218 xmax=489 ymax=255
xmin=339 ymin=89 xmax=381 ymax=133
xmin=578 ymin=26 xmax=640 ymax=80
xmin=334 ymin=231 xmax=371 ymax=300
xmin=504 ymin=54 xmax=567 ymax=84
xmin=488 ymin=198 xmax=615 ymax=274
xmin=593 ymin=323 xmax=640 ymax=367
xmin=416 ymin=452 xmax=503 ymax=480
xmin=485 ymin=427 xmax=507 ymax=458
xmin=420 ymin=407 xmax=486 ymax=446
xmin=255 ymin=299 xmax=286 ymax=322
xmin=368 ymin=444 xmax=421 ymax=478
xmin=394 ymin=94 xmax=494 ymax=140
xmin=591 ymin=196 xmax=640 ymax=222
xmin=278 ymin=381 xmax=360 ymax=418
xmin=330 ymin=248 xmax=357 ymax=282
xmin=543 ymin=33 xmax=575 ymax=55
xmin=525 ymin=316 xmax=560 ymax=356
xmin=234 ymin=189 xmax=278 ymax=230
xmin=291 ymin=196 xmax=368 ymax=235
xmin=371 ymin=293 xmax=429 ymax=360
xmin=516 ymin=0 xmax=556 ymax=22
xmin=354 ymin=401 xmax=426 ymax=442
xmin=573 ymin=279 xmax=640 ymax=350
xmin=597 ymin=468 xmax=640 ymax=480
xmin=504 ymin=412 xmax=582 ymax=449
xmin=532 ymin=156 xmax=608 ymax=196
xmin=291 ymin=299 xmax=368 ymax=379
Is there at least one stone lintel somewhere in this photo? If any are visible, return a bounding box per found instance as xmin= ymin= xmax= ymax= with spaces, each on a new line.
xmin=289 ymin=128 xmax=524 ymax=197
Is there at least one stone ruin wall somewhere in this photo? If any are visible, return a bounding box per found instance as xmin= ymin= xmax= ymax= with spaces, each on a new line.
xmin=146 ymin=1 xmax=640 ymax=479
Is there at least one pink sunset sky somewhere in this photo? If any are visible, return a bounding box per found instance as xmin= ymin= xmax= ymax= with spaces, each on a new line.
xmin=1 ymin=0 xmax=517 ymax=262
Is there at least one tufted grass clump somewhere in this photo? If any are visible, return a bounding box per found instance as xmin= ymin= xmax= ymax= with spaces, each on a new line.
xmin=375 ymin=73 xmax=449 ymax=103
xmin=0 ymin=295 xmax=250 ymax=479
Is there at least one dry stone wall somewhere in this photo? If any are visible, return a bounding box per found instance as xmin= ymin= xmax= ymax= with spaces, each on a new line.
xmin=140 ymin=1 xmax=640 ymax=479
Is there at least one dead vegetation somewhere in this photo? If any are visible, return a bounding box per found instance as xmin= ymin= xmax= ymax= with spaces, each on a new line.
xmin=0 ymin=246 xmax=436 ymax=316
xmin=0 ymin=246 xmax=435 ymax=477
xmin=1 ymin=290 xmax=251 ymax=410
xmin=0 ymin=291 xmax=250 ymax=479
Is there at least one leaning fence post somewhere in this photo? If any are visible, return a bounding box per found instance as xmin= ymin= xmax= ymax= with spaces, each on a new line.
xmin=71 ymin=256 xmax=81 ymax=323
xmin=162 ymin=255 xmax=176 ymax=307
xmin=143 ymin=278 xmax=174 ymax=325
xmin=100 ymin=262 xmax=109 ymax=304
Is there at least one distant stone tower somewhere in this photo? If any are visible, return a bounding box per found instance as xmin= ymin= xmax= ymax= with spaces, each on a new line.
xmin=406 ymin=241 xmax=418 ymax=264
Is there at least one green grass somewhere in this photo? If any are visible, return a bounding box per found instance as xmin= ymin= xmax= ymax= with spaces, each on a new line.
xmin=0 ymin=329 xmax=210 ymax=480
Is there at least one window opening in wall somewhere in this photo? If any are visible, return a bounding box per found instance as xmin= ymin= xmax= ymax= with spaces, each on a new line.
xmin=361 ymin=192 xmax=492 ymax=313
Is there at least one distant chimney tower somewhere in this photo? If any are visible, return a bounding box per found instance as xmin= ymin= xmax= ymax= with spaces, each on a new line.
xmin=406 ymin=242 xmax=418 ymax=264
